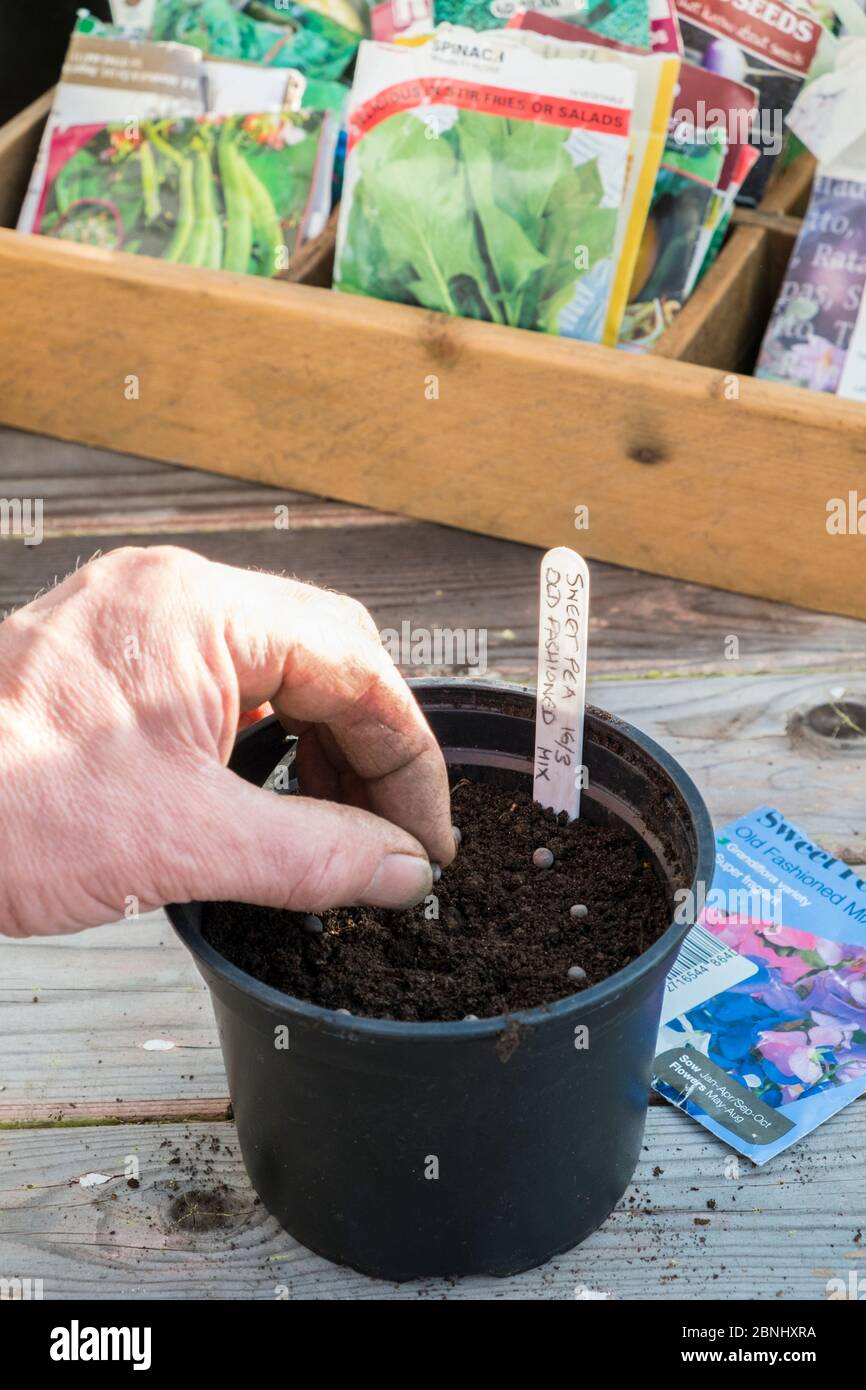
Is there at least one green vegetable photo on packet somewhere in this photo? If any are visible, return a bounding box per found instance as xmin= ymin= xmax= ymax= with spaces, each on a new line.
xmin=334 ymin=30 xmax=636 ymax=341
xmin=432 ymin=0 xmax=652 ymax=51
xmin=152 ymin=0 xmax=363 ymax=79
xmin=33 ymin=110 xmax=339 ymax=276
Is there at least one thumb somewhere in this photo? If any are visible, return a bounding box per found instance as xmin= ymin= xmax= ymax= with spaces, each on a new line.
xmin=175 ymin=766 xmax=434 ymax=912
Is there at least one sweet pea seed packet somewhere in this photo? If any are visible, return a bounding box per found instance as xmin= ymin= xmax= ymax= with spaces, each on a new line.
xmin=654 ymin=807 xmax=866 ymax=1164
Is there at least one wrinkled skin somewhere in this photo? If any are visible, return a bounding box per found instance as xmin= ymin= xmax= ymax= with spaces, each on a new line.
xmin=0 ymin=546 xmax=454 ymax=937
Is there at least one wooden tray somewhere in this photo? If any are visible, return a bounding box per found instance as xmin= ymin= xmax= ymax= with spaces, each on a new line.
xmin=1 ymin=92 xmax=863 ymax=621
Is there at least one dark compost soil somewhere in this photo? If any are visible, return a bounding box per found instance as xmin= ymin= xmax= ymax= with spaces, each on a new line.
xmin=201 ymin=779 xmax=673 ymax=1022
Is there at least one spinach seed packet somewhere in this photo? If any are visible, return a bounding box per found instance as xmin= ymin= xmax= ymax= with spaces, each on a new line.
xmin=334 ymin=28 xmax=636 ymax=341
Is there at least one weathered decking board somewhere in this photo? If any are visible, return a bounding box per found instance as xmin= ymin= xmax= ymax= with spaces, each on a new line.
xmin=2 ymin=428 xmax=866 ymax=680
xmin=0 ymin=1109 xmax=862 ymax=1300
xmin=0 ymin=914 xmax=225 ymax=1112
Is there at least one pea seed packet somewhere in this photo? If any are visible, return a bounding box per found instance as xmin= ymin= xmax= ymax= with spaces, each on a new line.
xmin=17 ymin=20 xmax=205 ymax=234
xmin=755 ymin=146 xmax=866 ymax=392
xmin=151 ymin=0 xmax=362 ymax=80
xmin=31 ymin=109 xmax=339 ymax=275
xmin=654 ymin=807 xmax=866 ymax=1164
xmin=674 ymin=0 xmax=835 ymax=205
xmin=334 ymin=28 xmax=637 ymax=340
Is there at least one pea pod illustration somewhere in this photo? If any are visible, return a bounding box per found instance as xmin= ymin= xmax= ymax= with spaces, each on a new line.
xmin=237 ymin=156 xmax=284 ymax=276
xmin=219 ymin=123 xmax=253 ymax=273
xmin=202 ymin=146 xmax=224 ymax=271
xmin=139 ymin=140 xmax=161 ymax=224
xmin=181 ymin=144 xmax=222 ymax=269
xmin=146 ymin=123 xmax=195 ymax=264
xmin=163 ymin=156 xmax=195 ymax=263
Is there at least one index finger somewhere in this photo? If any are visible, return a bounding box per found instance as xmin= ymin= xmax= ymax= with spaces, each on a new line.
xmin=211 ymin=565 xmax=456 ymax=867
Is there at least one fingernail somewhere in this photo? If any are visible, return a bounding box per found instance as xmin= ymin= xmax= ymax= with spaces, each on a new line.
xmin=363 ymin=854 xmax=433 ymax=908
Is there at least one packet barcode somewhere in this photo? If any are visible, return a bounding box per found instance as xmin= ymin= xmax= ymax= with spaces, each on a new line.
xmin=668 ymin=925 xmax=730 ymax=982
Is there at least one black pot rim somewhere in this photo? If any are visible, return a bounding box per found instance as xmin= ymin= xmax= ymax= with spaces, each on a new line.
xmin=169 ymin=678 xmax=716 ymax=1040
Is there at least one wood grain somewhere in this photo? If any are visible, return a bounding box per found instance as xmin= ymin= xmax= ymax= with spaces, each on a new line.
xmin=759 ymin=153 xmax=816 ymax=220
xmin=0 ymin=915 xmax=226 ymax=1110
xmin=654 ymin=224 xmax=793 ymax=373
xmin=3 ymin=207 xmax=866 ymax=621
xmin=284 ymin=209 xmax=338 ymax=288
xmin=0 ymin=1108 xmax=862 ymax=1299
xmin=0 ymin=89 xmax=50 ymax=230
xmin=2 ymin=512 xmax=866 ymax=677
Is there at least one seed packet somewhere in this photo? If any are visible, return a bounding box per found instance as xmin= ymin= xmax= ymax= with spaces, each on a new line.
xmin=203 ymin=63 xmax=349 ymax=122
xmin=755 ymin=145 xmax=866 ymax=392
xmin=110 ymin=0 xmax=158 ymax=28
xmin=649 ymin=0 xmax=682 ymax=54
xmin=619 ymin=59 xmax=757 ymax=346
xmin=202 ymin=59 xmax=303 ymax=111
xmin=17 ymin=22 xmax=205 ymax=235
xmin=433 ymin=0 xmax=652 ymax=50
xmin=673 ymin=74 xmax=760 ymax=295
xmin=786 ymin=36 xmax=866 ymax=169
xmin=334 ymin=29 xmax=636 ymax=340
xmin=151 ymin=0 xmax=360 ymax=79
xmin=674 ymin=0 xmax=834 ymax=205
xmin=370 ymin=0 xmax=435 ymax=42
xmin=686 ymin=139 xmax=759 ymax=291
xmin=628 ymin=135 xmax=725 ymax=298
xmin=31 ymin=109 xmax=339 ymax=274
xmin=654 ymin=807 xmax=866 ymax=1165
xmin=503 ymin=14 xmax=680 ymax=344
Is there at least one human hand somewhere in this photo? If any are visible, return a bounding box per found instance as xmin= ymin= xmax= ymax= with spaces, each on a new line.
xmin=0 ymin=546 xmax=454 ymax=936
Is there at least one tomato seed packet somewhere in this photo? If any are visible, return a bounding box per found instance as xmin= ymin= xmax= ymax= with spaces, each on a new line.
xmin=654 ymin=808 xmax=866 ymax=1164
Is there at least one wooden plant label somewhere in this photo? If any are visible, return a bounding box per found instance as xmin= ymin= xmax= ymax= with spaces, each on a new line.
xmin=533 ymin=546 xmax=590 ymax=821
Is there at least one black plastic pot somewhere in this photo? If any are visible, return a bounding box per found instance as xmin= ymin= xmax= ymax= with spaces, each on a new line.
xmin=167 ymin=680 xmax=714 ymax=1280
